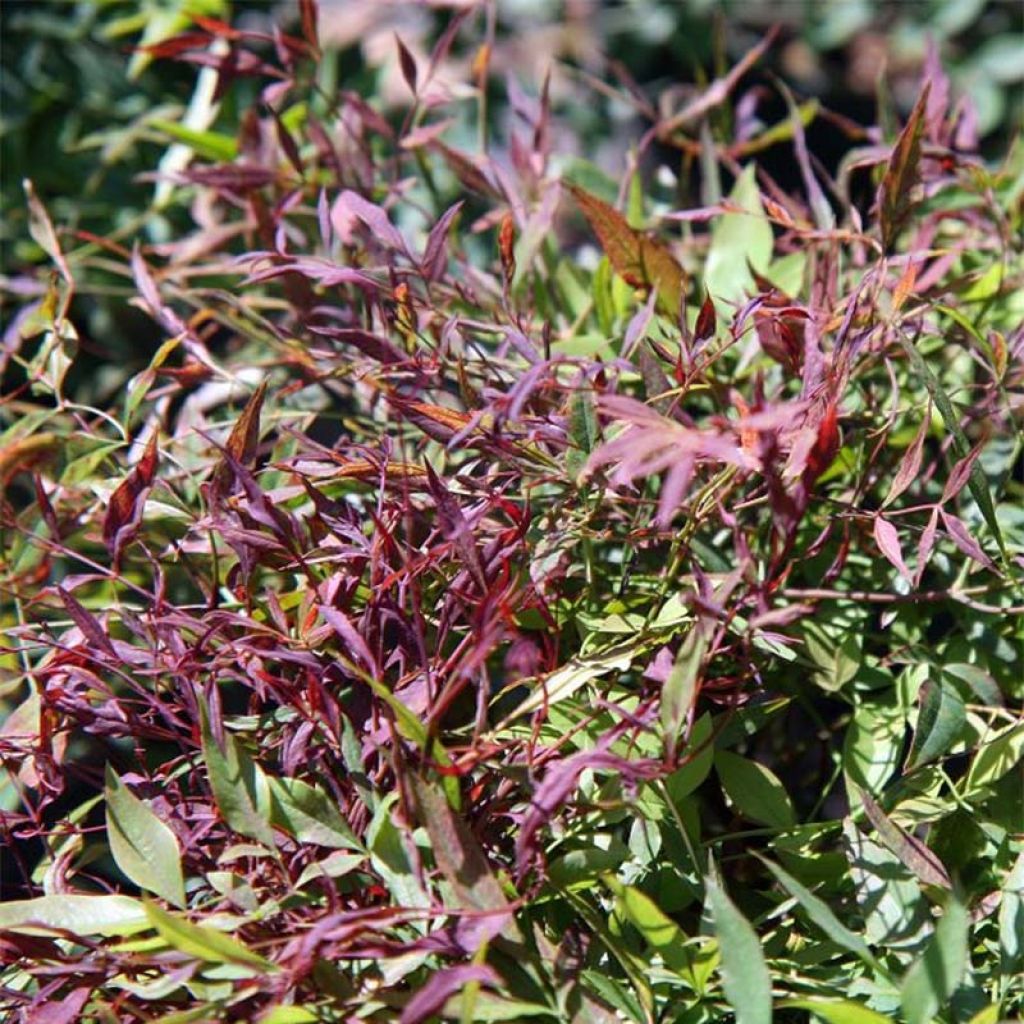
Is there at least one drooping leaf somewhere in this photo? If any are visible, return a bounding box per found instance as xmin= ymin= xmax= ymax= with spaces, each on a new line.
xmin=0 ymin=895 xmax=147 ymax=936
xmin=873 ymin=516 xmax=912 ymax=582
xmin=604 ymin=875 xmax=692 ymax=975
xmin=105 ymin=765 xmax=186 ymax=908
xmin=143 ymin=898 xmax=276 ymax=971
xmin=566 ymin=182 xmax=684 ymax=315
xmin=859 ymin=791 xmax=951 ymax=890
xmin=760 ymin=858 xmax=879 ymax=970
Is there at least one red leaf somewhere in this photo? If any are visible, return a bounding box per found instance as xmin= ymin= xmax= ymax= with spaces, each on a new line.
xmin=914 ymin=506 xmax=940 ymax=588
xmin=298 ymin=0 xmax=319 ymax=55
xmin=103 ymin=433 xmax=159 ymax=564
xmin=694 ymin=291 xmax=717 ymax=344
xmin=874 ymin=515 xmax=911 ymax=582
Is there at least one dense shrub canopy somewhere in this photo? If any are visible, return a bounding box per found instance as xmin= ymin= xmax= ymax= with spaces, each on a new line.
xmin=1 ymin=3 xmax=1022 ymax=1023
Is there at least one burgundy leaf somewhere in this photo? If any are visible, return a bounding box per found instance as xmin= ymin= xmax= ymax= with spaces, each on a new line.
xmin=422 ymin=201 xmax=463 ymax=281
xmin=395 ymin=34 xmax=418 ymax=95
xmin=399 ymin=964 xmax=501 ymax=1024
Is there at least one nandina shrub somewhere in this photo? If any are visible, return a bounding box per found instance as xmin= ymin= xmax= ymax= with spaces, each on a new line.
xmin=1 ymin=5 xmax=1023 ymax=1023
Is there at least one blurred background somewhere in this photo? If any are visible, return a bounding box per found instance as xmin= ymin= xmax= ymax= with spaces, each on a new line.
xmin=2 ymin=0 xmax=1021 ymax=372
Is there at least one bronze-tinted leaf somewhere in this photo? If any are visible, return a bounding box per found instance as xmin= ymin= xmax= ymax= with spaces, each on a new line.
xmin=878 ymin=85 xmax=929 ymax=251
xmin=103 ymin=433 xmax=159 ymax=564
xmin=209 ymin=379 xmax=268 ymax=500
xmin=566 ymin=183 xmax=684 ymax=315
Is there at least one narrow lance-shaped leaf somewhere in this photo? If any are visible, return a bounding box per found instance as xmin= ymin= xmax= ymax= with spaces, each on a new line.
xmin=209 ymin=379 xmax=268 ymax=500
xmin=103 ymin=432 xmax=159 ymax=565
xmin=900 ymin=895 xmax=968 ymax=1024
xmin=409 ymin=776 xmax=520 ymax=945
xmin=660 ymin=629 xmax=706 ymax=761
xmin=859 ymin=790 xmax=951 ymax=889
xmin=566 ymin=182 xmax=685 ymax=315
xmin=883 ymin=406 xmax=929 ymax=508
xmin=105 ymin=766 xmax=186 ymax=908
xmin=143 ymin=898 xmax=276 ymax=970
xmin=873 ymin=516 xmax=911 ymax=582
xmin=759 ymin=857 xmax=882 ymax=972
xmin=878 ymin=85 xmax=929 ymax=251
xmin=706 ymin=872 xmax=773 ymax=1024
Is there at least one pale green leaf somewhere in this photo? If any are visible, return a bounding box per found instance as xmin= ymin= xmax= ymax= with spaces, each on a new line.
xmin=900 ymin=896 xmax=968 ymax=1024
xmin=706 ymin=874 xmax=772 ymax=1024
xmin=105 ymin=765 xmax=186 ymax=907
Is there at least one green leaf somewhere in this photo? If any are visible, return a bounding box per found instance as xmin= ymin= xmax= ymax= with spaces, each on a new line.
xmin=998 ymin=851 xmax=1024 ymax=974
xmin=899 ymin=896 xmax=969 ymax=1024
xmin=706 ymin=874 xmax=772 ymax=1024
xmin=962 ymin=722 xmax=1024 ymax=798
xmin=604 ymin=875 xmax=692 ymax=976
xmin=760 ymin=858 xmax=880 ymax=970
xmin=779 ymin=1000 xmax=891 ymax=1024
xmin=105 ymin=765 xmax=186 ymax=908
xmin=842 ymin=818 xmax=932 ymax=950
xmin=0 ymin=894 xmax=147 ymax=936
xmin=660 ymin=629 xmax=706 ymax=761
xmin=843 ymin=698 xmax=904 ymax=811
xmin=199 ymin=704 xmax=275 ymax=848
xmin=715 ymin=750 xmax=795 ymax=828
xmin=268 ymin=776 xmax=363 ymax=851
xmin=705 ymin=165 xmax=773 ymax=306
xmin=567 ymin=389 xmax=599 ymax=480
xmin=907 ymin=678 xmax=966 ymax=768
xmin=143 ymin=898 xmax=276 ymax=971
xmin=665 ymin=713 xmax=714 ymax=803
xmin=258 ymin=1009 xmax=319 ymax=1024
xmin=148 ymin=118 xmax=238 ymax=162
